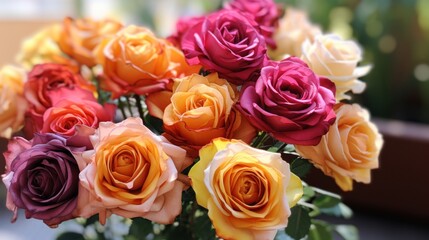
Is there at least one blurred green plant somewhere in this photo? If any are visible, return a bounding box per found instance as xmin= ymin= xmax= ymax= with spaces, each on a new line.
xmin=278 ymin=0 xmax=429 ymax=123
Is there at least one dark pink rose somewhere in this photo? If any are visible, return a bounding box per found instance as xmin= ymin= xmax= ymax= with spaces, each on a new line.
xmin=167 ymin=15 xmax=204 ymax=47
xmin=1 ymin=133 xmax=85 ymax=227
xmin=181 ymin=9 xmax=267 ymax=85
xmin=237 ymin=57 xmax=336 ymax=145
xmin=224 ymin=0 xmax=281 ymax=48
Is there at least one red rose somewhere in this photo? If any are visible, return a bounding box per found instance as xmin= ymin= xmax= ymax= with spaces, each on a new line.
xmin=237 ymin=57 xmax=336 ymax=145
xmin=180 ymin=9 xmax=267 ymax=85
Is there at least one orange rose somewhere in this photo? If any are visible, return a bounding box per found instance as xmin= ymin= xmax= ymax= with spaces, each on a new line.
xmin=189 ymin=138 xmax=303 ymax=240
xmin=147 ymin=73 xmax=256 ymax=157
xmin=57 ymin=17 xmax=123 ymax=67
xmin=96 ymin=25 xmax=199 ymax=98
xmin=77 ymin=117 xmax=188 ymax=224
xmin=295 ymin=103 xmax=383 ymax=191
xmin=0 ymin=65 xmax=27 ymax=138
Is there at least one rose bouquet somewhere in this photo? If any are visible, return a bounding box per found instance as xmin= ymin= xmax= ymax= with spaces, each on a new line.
xmin=0 ymin=0 xmax=383 ymax=239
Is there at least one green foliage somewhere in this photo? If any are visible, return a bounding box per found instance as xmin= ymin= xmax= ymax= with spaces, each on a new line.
xmin=285 ymin=205 xmax=312 ymax=239
xmin=128 ymin=218 xmax=153 ymax=239
xmin=308 ymin=220 xmax=333 ymax=240
xmin=335 ymin=225 xmax=359 ymax=240
xmin=57 ymin=232 xmax=85 ymax=240
xmin=290 ymin=158 xmax=312 ymax=178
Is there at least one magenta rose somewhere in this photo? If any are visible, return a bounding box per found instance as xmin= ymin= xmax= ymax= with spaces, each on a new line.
xmin=224 ymin=0 xmax=280 ymax=48
xmin=237 ymin=57 xmax=336 ymax=145
xmin=1 ymin=133 xmax=85 ymax=227
xmin=167 ymin=15 xmax=204 ymax=47
xmin=180 ymin=9 xmax=267 ymax=85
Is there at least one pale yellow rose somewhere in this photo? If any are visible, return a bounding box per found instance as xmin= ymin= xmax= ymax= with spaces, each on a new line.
xmin=295 ymin=103 xmax=383 ymax=191
xmin=77 ymin=117 xmax=188 ymax=224
xmin=147 ymin=73 xmax=256 ymax=157
xmin=269 ymin=8 xmax=321 ymax=60
xmin=0 ymin=65 xmax=27 ymax=138
xmin=15 ymin=24 xmax=78 ymax=71
xmin=301 ymin=34 xmax=371 ymax=101
xmin=189 ymin=138 xmax=303 ymax=240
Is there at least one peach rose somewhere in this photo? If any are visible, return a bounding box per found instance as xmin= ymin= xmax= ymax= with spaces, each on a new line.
xmin=57 ymin=17 xmax=123 ymax=67
xmin=0 ymin=65 xmax=27 ymax=138
xmin=97 ymin=25 xmax=199 ymax=98
xmin=76 ymin=117 xmax=187 ymax=224
xmin=295 ymin=103 xmax=383 ymax=191
xmin=41 ymin=98 xmax=115 ymax=137
xmin=301 ymin=34 xmax=371 ymax=101
xmin=189 ymin=138 xmax=303 ymax=240
xmin=147 ymin=73 xmax=256 ymax=157
xmin=269 ymin=8 xmax=321 ymax=60
xmin=16 ymin=24 xmax=78 ymax=71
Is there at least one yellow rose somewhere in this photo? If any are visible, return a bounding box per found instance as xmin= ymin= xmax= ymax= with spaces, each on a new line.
xmin=269 ymin=8 xmax=321 ymax=60
xmin=301 ymin=34 xmax=371 ymax=101
xmin=16 ymin=24 xmax=78 ymax=71
xmin=0 ymin=65 xmax=27 ymax=138
xmin=295 ymin=103 xmax=383 ymax=191
xmin=189 ymin=138 xmax=303 ymax=240
xmin=97 ymin=25 xmax=199 ymax=98
xmin=148 ymin=73 xmax=256 ymax=157
xmin=58 ymin=17 xmax=123 ymax=67
xmin=77 ymin=117 xmax=188 ymax=224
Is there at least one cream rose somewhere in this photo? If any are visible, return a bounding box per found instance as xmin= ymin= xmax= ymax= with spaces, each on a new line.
xmin=77 ymin=117 xmax=187 ymax=224
xmin=269 ymin=8 xmax=321 ymax=60
xmin=0 ymin=65 xmax=27 ymax=138
xmin=189 ymin=138 xmax=303 ymax=240
xmin=295 ymin=103 xmax=383 ymax=191
xmin=301 ymin=34 xmax=371 ymax=101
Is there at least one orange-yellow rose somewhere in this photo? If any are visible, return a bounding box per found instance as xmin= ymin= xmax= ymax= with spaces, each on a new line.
xmin=189 ymin=138 xmax=303 ymax=240
xmin=147 ymin=73 xmax=256 ymax=157
xmin=269 ymin=8 xmax=321 ymax=60
xmin=16 ymin=23 xmax=78 ymax=71
xmin=96 ymin=25 xmax=199 ymax=98
xmin=77 ymin=117 xmax=187 ymax=224
xmin=0 ymin=65 xmax=27 ymax=138
xmin=295 ymin=103 xmax=383 ymax=191
xmin=57 ymin=17 xmax=123 ymax=67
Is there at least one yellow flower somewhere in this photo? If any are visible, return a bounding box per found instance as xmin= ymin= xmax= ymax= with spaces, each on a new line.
xmin=0 ymin=65 xmax=27 ymax=138
xmin=16 ymin=24 xmax=78 ymax=71
xmin=189 ymin=138 xmax=303 ymax=240
xmin=301 ymin=34 xmax=371 ymax=101
xmin=295 ymin=103 xmax=382 ymax=191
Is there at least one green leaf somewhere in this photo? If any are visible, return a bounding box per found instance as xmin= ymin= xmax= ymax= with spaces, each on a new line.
xmin=56 ymin=232 xmax=85 ymax=240
xmin=302 ymin=186 xmax=316 ymax=201
xmin=285 ymin=206 xmax=311 ymax=239
xmin=308 ymin=220 xmax=333 ymax=240
xmin=84 ymin=214 xmax=99 ymax=227
xmin=193 ymin=214 xmax=216 ymax=240
xmin=128 ymin=217 xmax=153 ymax=238
xmin=290 ymin=158 xmax=312 ymax=178
xmin=313 ymin=195 xmax=341 ymax=209
xmin=319 ymin=203 xmax=353 ymax=219
xmin=335 ymin=225 xmax=359 ymax=240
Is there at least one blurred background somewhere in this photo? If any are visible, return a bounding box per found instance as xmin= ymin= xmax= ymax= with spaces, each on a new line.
xmin=1 ymin=0 xmax=428 ymax=239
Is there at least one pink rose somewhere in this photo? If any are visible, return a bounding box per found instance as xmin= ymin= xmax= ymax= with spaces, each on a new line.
xmin=76 ymin=117 xmax=188 ymax=224
xmin=41 ymin=97 xmax=115 ymax=137
xmin=224 ymin=0 xmax=281 ymax=48
xmin=237 ymin=57 xmax=336 ymax=145
xmin=181 ymin=9 xmax=267 ymax=85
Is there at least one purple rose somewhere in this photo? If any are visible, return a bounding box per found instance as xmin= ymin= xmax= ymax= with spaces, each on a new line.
xmin=237 ymin=57 xmax=336 ymax=145
xmin=2 ymin=133 xmax=84 ymax=227
xmin=181 ymin=9 xmax=267 ymax=85
xmin=224 ymin=0 xmax=281 ymax=48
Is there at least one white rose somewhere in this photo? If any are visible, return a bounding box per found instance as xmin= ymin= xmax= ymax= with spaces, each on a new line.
xmin=269 ymin=8 xmax=322 ymax=60
xmin=301 ymin=34 xmax=371 ymax=101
